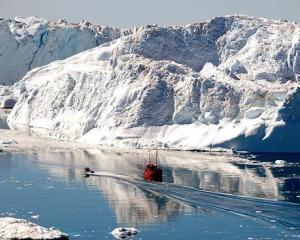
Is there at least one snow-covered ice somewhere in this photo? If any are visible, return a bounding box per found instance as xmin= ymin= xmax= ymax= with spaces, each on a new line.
xmin=0 ymin=217 xmax=68 ymax=239
xmin=4 ymin=15 xmax=300 ymax=152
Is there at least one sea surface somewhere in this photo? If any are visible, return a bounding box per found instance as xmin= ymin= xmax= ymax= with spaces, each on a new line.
xmin=0 ymin=150 xmax=299 ymax=239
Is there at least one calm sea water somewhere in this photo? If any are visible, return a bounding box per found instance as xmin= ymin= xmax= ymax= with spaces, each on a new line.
xmin=0 ymin=150 xmax=299 ymax=239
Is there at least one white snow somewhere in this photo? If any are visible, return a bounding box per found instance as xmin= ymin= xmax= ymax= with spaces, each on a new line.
xmin=5 ymin=15 xmax=300 ymax=152
xmin=0 ymin=217 xmax=68 ymax=239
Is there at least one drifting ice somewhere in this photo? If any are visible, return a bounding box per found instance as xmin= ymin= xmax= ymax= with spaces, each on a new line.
xmin=0 ymin=217 xmax=68 ymax=240
xmin=111 ymin=227 xmax=139 ymax=239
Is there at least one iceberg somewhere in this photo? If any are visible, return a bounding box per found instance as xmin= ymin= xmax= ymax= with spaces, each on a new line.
xmin=5 ymin=15 xmax=300 ymax=152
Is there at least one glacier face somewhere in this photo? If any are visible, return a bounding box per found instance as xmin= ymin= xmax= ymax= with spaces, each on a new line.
xmin=0 ymin=16 xmax=126 ymax=85
xmin=6 ymin=15 xmax=300 ymax=152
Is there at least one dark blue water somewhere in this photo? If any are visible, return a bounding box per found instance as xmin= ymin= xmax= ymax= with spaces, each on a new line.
xmin=0 ymin=150 xmax=299 ymax=239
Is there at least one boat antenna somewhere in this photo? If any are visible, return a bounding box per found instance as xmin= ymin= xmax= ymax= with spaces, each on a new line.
xmin=155 ymin=149 xmax=158 ymax=166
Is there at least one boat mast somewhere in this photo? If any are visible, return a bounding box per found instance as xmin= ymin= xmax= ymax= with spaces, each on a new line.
xmin=148 ymin=150 xmax=151 ymax=163
xmin=155 ymin=149 xmax=158 ymax=166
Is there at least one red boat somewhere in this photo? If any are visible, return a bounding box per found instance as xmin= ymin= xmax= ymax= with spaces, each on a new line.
xmin=144 ymin=150 xmax=163 ymax=182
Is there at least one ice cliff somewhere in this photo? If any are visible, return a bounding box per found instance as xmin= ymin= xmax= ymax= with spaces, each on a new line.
xmin=0 ymin=16 xmax=127 ymax=85
xmin=5 ymin=15 xmax=300 ymax=152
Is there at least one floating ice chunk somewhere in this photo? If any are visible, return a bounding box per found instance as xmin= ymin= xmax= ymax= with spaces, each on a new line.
xmin=111 ymin=227 xmax=139 ymax=239
xmin=0 ymin=217 xmax=68 ymax=239
xmin=274 ymin=160 xmax=287 ymax=166
xmin=31 ymin=215 xmax=40 ymax=220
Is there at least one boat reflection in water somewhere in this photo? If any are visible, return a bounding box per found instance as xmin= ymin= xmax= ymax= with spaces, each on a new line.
xmin=25 ymin=149 xmax=300 ymax=225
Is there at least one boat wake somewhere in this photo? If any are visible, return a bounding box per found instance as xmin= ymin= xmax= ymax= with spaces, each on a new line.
xmin=88 ymin=171 xmax=300 ymax=231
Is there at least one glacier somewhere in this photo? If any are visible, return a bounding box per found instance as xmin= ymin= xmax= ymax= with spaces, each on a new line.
xmin=4 ymin=15 xmax=300 ymax=152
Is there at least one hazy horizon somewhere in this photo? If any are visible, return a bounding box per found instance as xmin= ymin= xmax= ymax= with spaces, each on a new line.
xmin=1 ymin=0 xmax=300 ymax=28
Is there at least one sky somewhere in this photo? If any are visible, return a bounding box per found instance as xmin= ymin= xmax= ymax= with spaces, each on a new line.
xmin=1 ymin=0 xmax=300 ymax=28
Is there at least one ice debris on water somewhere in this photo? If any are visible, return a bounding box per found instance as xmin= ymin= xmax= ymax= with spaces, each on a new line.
xmin=31 ymin=215 xmax=40 ymax=220
xmin=274 ymin=160 xmax=287 ymax=166
xmin=111 ymin=227 xmax=139 ymax=239
xmin=0 ymin=217 xmax=68 ymax=240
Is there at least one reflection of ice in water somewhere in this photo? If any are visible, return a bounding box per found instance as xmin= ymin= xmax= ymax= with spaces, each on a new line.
xmin=36 ymin=149 xmax=282 ymax=200
xmin=27 ymin=149 xmax=297 ymax=225
xmin=88 ymin=176 xmax=193 ymax=225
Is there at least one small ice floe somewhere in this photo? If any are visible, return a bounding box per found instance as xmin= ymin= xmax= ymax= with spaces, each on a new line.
xmin=274 ymin=160 xmax=287 ymax=166
xmin=31 ymin=215 xmax=40 ymax=220
xmin=0 ymin=217 xmax=69 ymax=239
xmin=111 ymin=227 xmax=139 ymax=239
